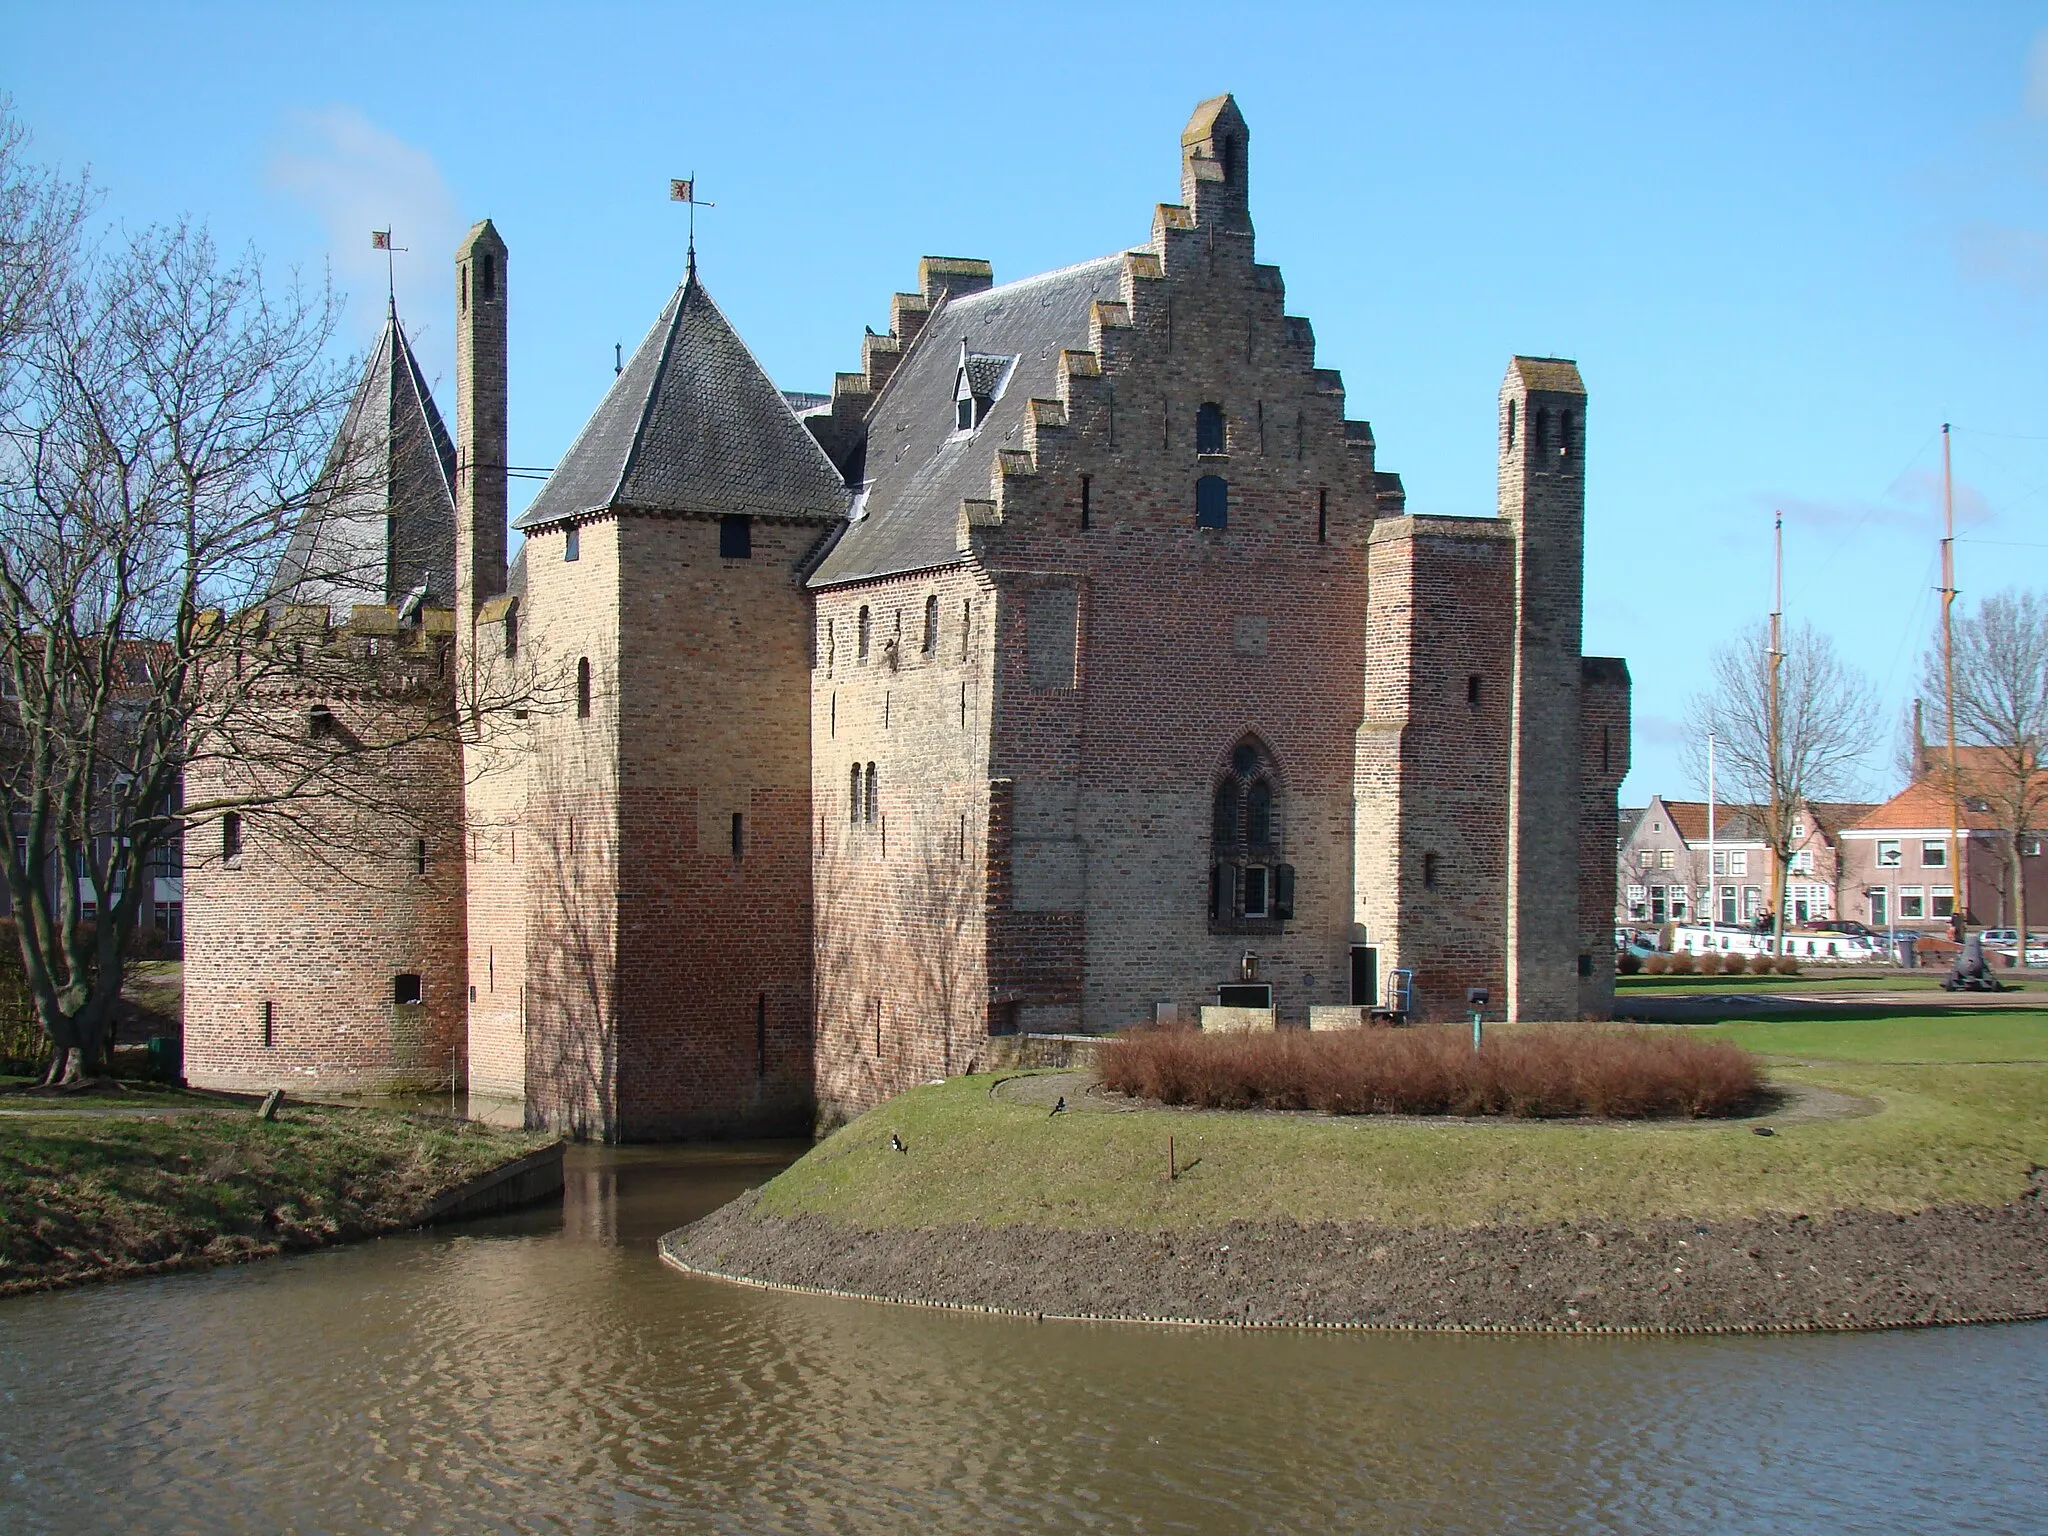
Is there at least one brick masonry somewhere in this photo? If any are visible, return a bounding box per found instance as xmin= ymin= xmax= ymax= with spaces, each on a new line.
xmin=184 ymin=94 xmax=1631 ymax=1136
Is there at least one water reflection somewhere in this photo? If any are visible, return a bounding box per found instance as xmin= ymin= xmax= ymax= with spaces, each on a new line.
xmin=1 ymin=1144 xmax=2041 ymax=1534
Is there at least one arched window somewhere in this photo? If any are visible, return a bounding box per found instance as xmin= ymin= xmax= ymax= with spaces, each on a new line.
xmin=1195 ymin=475 xmax=1228 ymax=530
xmin=864 ymin=762 xmax=878 ymax=824
xmin=1505 ymin=398 xmax=1516 ymax=451
xmin=1559 ymin=409 xmax=1575 ymax=461
xmin=849 ymin=763 xmax=862 ymax=824
xmin=1209 ymin=736 xmax=1291 ymax=924
xmin=576 ymin=657 xmax=591 ymax=719
xmin=923 ymin=594 xmax=939 ymax=654
xmin=858 ymin=606 xmax=871 ymax=661
xmin=1534 ymin=407 xmax=1550 ymax=457
xmin=308 ymin=703 xmax=336 ymax=739
xmin=1196 ymin=402 xmax=1226 ymax=455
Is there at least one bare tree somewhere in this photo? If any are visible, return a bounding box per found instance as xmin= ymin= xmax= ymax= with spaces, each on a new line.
xmin=1920 ymin=588 xmax=2048 ymax=961
xmin=0 ymin=108 xmax=550 ymax=1082
xmin=1685 ymin=620 xmax=1878 ymax=953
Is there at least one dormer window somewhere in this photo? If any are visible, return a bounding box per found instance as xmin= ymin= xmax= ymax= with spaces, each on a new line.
xmin=952 ymin=342 xmax=1014 ymax=434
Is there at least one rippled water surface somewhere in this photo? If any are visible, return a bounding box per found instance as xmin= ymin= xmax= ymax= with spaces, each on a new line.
xmin=3 ymin=1145 xmax=2044 ymax=1534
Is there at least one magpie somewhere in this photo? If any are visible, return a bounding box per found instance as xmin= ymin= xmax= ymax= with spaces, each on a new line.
xmin=889 ymin=1132 xmax=907 ymax=1153
xmin=1049 ymin=1096 xmax=1067 ymax=1117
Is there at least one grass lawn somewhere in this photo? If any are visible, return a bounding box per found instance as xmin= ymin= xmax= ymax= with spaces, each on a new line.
xmin=0 ymin=1075 xmax=253 ymax=1111
xmin=757 ymin=1010 xmax=2048 ymax=1232
xmin=0 ymin=1103 xmax=552 ymax=1292
xmin=1617 ymin=973 xmax=2029 ymax=996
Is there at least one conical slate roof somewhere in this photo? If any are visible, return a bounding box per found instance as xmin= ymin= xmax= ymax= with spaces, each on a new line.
xmin=271 ymin=302 xmax=457 ymax=607
xmin=515 ymin=271 xmax=848 ymax=530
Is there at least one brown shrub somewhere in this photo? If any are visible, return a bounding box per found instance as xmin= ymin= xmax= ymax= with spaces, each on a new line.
xmin=1773 ymin=955 xmax=1801 ymax=976
xmin=1717 ymin=951 xmax=1747 ymax=975
xmin=1668 ymin=950 xmax=1698 ymax=975
xmin=1643 ymin=953 xmax=1672 ymax=975
xmin=1616 ymin=951 xmax=1643 ymax=975
xmin=1099 ymin=1025 xmax=1762 ymax=1119
xmin=1696 ymin=951 xmax=1723 ymax=975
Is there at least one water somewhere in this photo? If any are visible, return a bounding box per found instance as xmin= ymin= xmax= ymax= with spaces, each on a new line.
xmin=2 ymin=1145 xmax=2043 ymax=1534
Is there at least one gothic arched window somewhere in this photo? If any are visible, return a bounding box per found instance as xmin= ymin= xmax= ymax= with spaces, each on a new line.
xmin=1209 ymin=736 xmax=1292 ymax=925
xmin=1196 ymin=402 xmax=1226 ymax=455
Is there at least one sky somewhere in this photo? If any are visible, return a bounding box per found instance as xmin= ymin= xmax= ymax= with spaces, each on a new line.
xmin=8 ymin=2 xmax=2048 ymax=805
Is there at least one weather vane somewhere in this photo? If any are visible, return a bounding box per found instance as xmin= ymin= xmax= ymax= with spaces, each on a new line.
xmin=370 ymin=228 xmax=408 ymax=304
xmin=669 ymin=177 xmax=714 ymax=275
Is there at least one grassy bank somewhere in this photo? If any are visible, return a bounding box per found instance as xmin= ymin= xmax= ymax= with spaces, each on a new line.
xmin=754 ymin=1012 xmax=2048 ymax=1232
xmin=0 ymin=1103 xmax=553 ymax=1294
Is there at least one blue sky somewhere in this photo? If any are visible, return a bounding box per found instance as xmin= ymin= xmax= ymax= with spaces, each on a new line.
xmin=10 ymin=2 xmax=2048 ymax=804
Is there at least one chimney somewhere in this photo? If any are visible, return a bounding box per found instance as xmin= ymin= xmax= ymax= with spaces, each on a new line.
xmin=455 ymin=219 xmax=508 ymax=675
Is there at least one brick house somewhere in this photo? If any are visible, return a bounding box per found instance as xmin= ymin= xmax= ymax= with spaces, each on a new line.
xmin=1617 ymin=794 xmax=1872 ymax=929
xmin=1838 ymin=775 xmax=2048 ymax=934
xmin=184 ymin=97 xmax=1632 ymax=1134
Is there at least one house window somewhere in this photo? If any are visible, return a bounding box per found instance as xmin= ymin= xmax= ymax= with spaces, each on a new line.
xmin=1899 ymin=886 xmax=1925 ymax=919
xmin=923 ymin=594 xmax=939 ymax=654
xmin=1933 ymin=886 xmax=1954 ymax=918
xmin=1711 ymin=850 xmax=1726 ymax=876
xmin=1196 ymin=402 xmax=1226 ymax=455
xmin=1658 ymin=848 xmax=1675 ymax=870
xmin=864 ymin=762 xmax=877 ymax=825
xmin=1876 ymin=839 xmax=1901 ymax=868
xmin=858 ymin=606 xmax=871 ymax=661
xmin=1920 ymin=839 xmax=1946 ymax=867
xmin=1650 ymin=885 xmax=1667 ymax=921
xmin=1791 ymin=819 xmax=1806 ymax=839
xmin=1792 ymin=849 xmax=1815 ymax=875
xmin=576 ymin=658 xmax=591 ymax=718
xmin=1195 ymin=475 xmax=1228 ymax=529
xmin=1626 ymin=882 xmax=1647 ymax=916
xmin=1243 ymin=864 xmax=1270 ymax=917
xmin=1743 ymin=886 xmax=1760 ymax=918
xmin=564 ymin=526 xmax=580 ymax=562
xmin=393 ymin=973 xmax=422 ymax=1006
xmin=1730 ymin=850 xmax=1749 ymax=876
xmin=2024 ymin=837 xmax=2044 ymax=858
xmin=223 ymin=812 xmax=243 ymax=868
xmin=719 ymin=515 xmax=753 ymax=559
xmin=1720 ymin=885 xmax=1738 ymax=925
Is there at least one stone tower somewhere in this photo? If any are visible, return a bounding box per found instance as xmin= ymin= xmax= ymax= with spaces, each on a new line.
xmin=1499 ymin=357 xmax=1588 ymax=1019
xmin=455 ymin=220 xmax=509 ymax=662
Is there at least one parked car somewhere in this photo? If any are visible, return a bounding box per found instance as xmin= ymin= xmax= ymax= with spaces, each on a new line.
xmin=1810 ymin=919 xmax=1876 ymax=939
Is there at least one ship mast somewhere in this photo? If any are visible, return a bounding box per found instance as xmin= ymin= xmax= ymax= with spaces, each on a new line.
xmin=1940 ymin=423 xmax=1962 ymax=934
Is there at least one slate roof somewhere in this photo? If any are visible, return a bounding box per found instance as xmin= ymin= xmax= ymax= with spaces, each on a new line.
xmin=271 ymin=302 xmax=456 ymax=607
xmin=516 ymin=272 xmax=848 ymax=531
xmin=1511 ymin=356 xmax=1585 ymax=395
xmin=809 ymin=254 xmax=1128 ymax=588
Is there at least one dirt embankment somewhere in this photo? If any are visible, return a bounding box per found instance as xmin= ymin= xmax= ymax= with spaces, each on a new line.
xmin=664 ymin=1179 xmax=2048 ymax=1333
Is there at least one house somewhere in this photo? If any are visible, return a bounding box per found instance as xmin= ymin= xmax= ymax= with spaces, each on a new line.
xmin=1617 ymin=794 xmax=1872 ymax=928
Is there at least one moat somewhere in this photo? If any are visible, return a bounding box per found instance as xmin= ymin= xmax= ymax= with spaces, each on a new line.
xmin=3 ymin=1146 xmax=2043 ymax=1534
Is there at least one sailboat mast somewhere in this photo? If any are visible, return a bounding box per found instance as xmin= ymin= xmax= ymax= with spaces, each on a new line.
xmin=1941 ymin=423 xmax=1962 ymax=932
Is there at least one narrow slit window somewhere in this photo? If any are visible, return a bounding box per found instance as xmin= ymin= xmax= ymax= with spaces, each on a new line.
xmin=564 ymin=526 xmax=580 ymax=562
xmin=1424 ymin=851 xmax=1440 ymax=890
xmin=961 ymin=599 xmax=972 ymax=658
xmin=1505 ymin=398 xmax=1516 ymax=451
xmin=576 ymin=658 xmax=591 ymax=718
xmin=1467 ymin=674 xmax=1482 ymax=710
xmin=412 ymin=838 xmax=427 ymax=876
xmin=864 ymin=763 xmax=878 ymax=824
xmin=1080 ymin=474 xmax=1092 ymax=530
xmin=1317 ymin=486 xmax=1327 ymax=544
xmin=850 ymin=763 xmax=862 ymax=824
xmin=923 ymin=594 xmax=939 ymax=654
xmin=223 ymin=812 xmax=243 ymax=867
xmin=858 ymin=606 xmax=871 ymax=661
xmin=261 ymin=1000 xmax=274 ymax=1049
xmin=731 ymin=812 xmax=744 ymax=861
xmin=479 ymin=253 xmax=495 ymax=300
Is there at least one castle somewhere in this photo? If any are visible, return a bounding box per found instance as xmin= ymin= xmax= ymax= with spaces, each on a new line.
xmin=183 ymin=96 xmax=1631 ymax=1138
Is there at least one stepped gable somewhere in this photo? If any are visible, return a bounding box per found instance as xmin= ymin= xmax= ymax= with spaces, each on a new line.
xmin=271 ymin=301 xmax=457 ymax=607
xmin=808 ymin=254 xmax=1126 ymax=588
xmin=516 ymin=270 xmax=849 ymax=531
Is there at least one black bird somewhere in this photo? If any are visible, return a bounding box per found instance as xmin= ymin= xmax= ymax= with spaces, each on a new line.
xmin=889 ymin=1132 xmax=907 ymax=1153
xmin=1049 ymin=1096 xmax=1067 ymax=1117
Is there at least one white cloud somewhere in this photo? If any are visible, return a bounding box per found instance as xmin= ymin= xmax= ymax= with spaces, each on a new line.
xmin=268 ymin=108 xmax=463 ymax=389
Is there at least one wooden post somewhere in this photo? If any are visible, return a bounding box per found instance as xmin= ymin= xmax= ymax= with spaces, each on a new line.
xmin=1168 ymin=1135 xmax=1176 ymax=1181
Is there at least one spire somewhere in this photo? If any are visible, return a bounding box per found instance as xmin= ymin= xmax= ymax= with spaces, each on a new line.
xmin=270 ymin=303 xmax=457 ymax=607
xmin=515 ymin=268 xmax=847 ymax=531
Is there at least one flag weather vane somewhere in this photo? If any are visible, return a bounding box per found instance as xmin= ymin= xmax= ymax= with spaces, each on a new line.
xmin=370 ymin=228 xmax=408 ymax=304
xmin=669 ymin=177 xmax=714 ymax=275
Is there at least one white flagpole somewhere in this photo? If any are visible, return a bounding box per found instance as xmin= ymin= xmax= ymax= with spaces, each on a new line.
xmin=1707 ymin=731 xmax=1718 ymax=935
